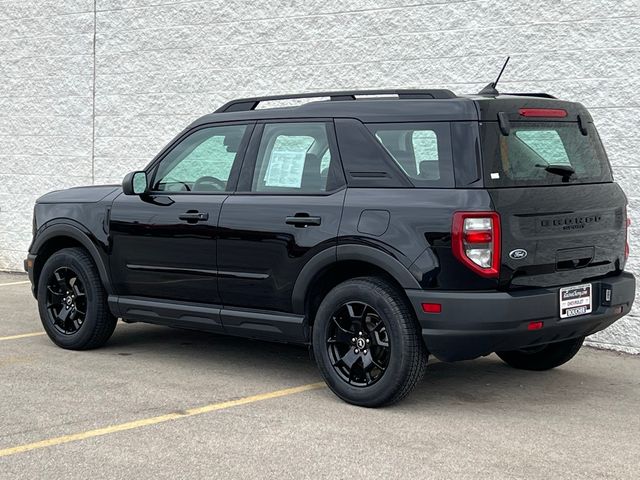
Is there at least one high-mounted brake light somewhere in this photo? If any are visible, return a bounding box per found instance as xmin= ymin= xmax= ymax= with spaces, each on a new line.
xmin=452 ymin=212 xmax=501 ymax=278
xmin=518 ymin=108 xmax=567 ymax=118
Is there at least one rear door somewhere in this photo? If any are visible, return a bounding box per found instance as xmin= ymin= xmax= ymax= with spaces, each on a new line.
xmin=480 ymin=111 xmax=628 ymax=289
xmin=217 ymin=121 xmax=346 ymax=317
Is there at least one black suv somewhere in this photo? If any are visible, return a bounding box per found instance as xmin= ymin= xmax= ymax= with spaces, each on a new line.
xmin=26 ymin=89 xmax=636 ymax=407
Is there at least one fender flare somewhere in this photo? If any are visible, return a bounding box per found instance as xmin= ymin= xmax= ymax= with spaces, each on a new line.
xmin=291 ymin=244 xmax=421 ymax=314
xmin=31 ymin=222 xmax=113 ymax=294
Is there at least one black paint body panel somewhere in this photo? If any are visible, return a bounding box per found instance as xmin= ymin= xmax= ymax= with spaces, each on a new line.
xmin=109 ymin=193 xmax=226 ymax=303
xmin=489 ymin=183 xmax=628 ymax=289
xmin=217 ymin=190 xmax=345 ymax=311
xmin=338 ymin=188 xmax=497 ymax=290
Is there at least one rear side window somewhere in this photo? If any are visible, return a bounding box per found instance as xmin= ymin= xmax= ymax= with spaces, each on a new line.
xmin=366 ymin=122 xmax=454 ymax=187
xmin=251 ymin=122 xmax=343 ymax=193
xmin=481 ymin=122 xmax=612 ymax=187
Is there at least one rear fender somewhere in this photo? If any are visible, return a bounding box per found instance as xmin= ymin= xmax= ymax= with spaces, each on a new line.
xmin=291 ymin=244 xmax=421 ymax=314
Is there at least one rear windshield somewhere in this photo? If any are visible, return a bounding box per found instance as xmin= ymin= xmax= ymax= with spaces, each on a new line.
xmin=481 ymin=122 xmax=612 ymax=187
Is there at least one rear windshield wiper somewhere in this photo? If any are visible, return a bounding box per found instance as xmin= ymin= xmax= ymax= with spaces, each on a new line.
xmin=535 ymin=163 xmax=575 ymax=181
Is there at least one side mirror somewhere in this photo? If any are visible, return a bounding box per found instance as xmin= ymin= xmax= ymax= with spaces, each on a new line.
xmin=122 ymin=171 xmax=148 ymax=196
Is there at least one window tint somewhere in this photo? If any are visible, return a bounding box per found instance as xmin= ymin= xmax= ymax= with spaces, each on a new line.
xmin=252 ymin=122 xmax=339 ymax=193
xmin=514 ymin=130 xmax=570 ymax=165
xmin=153 ymin=125 xmax=248 ymax=192
xmin=366 ymin=122 xmax=454 ymax=187
xmin=411 ymin=130 xmax=440 ymax=179
xmin=481 ymin=122 xmax=612 ymax=187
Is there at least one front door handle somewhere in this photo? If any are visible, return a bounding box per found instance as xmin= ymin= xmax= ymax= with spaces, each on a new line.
xmin=179 ymin=211 xmax=209 ymax=223
xmin=285 ymin=215 xmax=321 ymax=227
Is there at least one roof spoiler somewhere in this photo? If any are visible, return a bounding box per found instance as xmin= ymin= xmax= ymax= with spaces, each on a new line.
xmin=501 ymin=92 xmax=557 ymax=99
xmin=477 ymin=57 xmax=556 ymax=99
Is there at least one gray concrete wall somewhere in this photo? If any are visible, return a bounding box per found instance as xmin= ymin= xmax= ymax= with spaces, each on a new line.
xmin=0 ymin=0 xmax=639 ymax=352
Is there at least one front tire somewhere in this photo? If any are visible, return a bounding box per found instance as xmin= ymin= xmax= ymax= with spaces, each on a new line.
xmin=37 ymin=247 xmax=117 ymax=350
xmin=312 ymin=277 xmax=428 ymax=407
xmin=496 ymin=337 xmax=585 ymax=371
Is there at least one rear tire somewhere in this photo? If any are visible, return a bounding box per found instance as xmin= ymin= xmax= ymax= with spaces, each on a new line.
xmin=496 ymin=337 xmax=584 ymax=371
xmin=37 ymin=247 xmax=117 ymax=350
xmin=312 ymin=277 xmax=428 ymax=407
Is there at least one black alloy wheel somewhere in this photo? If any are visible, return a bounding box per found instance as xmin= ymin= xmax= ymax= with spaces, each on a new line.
xmin=45 ymin=267 xmax=87 ymax=335
xmin=326 ymin=301 xmax=391 ymax=387
xmin=313 ymin=277 xmax=428 ymax=407
xmin=37 ymin=247 xmax=117 ymax=350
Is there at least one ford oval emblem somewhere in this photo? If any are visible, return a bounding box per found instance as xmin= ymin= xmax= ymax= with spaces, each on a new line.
xmin=509 ymin=248 xmax=528 ymax=260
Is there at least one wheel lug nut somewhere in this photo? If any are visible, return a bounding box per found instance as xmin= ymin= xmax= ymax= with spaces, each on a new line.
xmin=363 ymin=349 xmax=368 ymax=354
xmin=358 ymin=331 xmax=362 ymax=336
xmin=352 ymin=337 xmax=356 ymax=343
xmin=366 ymin=339 xmax=370 ymax=343
xmin=354 ymin=349 xmax=359 ymax=354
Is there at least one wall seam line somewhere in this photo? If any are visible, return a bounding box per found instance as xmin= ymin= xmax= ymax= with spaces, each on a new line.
xmin=91 ymin=0 xmax=97 ymax=184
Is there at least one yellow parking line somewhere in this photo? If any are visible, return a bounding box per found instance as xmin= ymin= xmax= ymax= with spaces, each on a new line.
xmin=0 ymin=332 xmax=45 ymax=342
xmin=0 ymin=281 xmax=30 ymax=287
xmin=0 ymin=382 xmax=326 ymax=458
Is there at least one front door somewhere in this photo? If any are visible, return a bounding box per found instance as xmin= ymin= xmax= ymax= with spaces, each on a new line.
xmin=217 ymin=121 xmax=346 ymax=315
xmin=109 ymin=123 xmax=253 ymax=304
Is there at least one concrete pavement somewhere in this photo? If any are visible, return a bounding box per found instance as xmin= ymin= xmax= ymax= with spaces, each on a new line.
xmin=1 ymin=271 xmax=639 ymax=479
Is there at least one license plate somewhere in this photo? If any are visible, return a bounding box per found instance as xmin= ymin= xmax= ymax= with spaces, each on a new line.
xmin=559 ymin=283 xmax=592 ymax=319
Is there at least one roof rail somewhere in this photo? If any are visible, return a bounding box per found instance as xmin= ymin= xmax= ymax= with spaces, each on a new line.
xmin=214 ymin=89 xmax=457 ymax=113
xmin=501 ymin=92 xmax=557 ymax=99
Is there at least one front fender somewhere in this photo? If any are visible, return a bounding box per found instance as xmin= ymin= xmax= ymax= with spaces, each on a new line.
xmin=30 ymin=222 xmax=113 ymax=295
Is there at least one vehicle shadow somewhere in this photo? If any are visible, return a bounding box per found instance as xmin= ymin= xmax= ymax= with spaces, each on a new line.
xmin=407 ymin=356 xmax=600 ymax=408
xmin=104 ymin=322 xmax=611 ymax=408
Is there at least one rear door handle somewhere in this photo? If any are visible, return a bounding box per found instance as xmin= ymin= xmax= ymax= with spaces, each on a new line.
xmin=179 ymin=211 xmax=209 ymax=223
xmin=285 ymin=215 xmax=322 ymax=227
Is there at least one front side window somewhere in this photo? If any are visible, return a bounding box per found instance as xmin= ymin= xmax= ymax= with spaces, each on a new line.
xmin=252 ymin=122 xmax=340 ymax=193
xmin=366 ymin=122 xmax=454 ymax=187
xmin=153 ymin=124 xmax=248 ymax=192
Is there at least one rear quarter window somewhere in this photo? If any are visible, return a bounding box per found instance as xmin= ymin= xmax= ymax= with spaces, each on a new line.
xmin=366 ymin=122 xmax=454 ymax=187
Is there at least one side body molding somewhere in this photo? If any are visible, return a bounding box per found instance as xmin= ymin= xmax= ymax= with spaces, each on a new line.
xmin=291 ymin=244 xmax=421 ymax=314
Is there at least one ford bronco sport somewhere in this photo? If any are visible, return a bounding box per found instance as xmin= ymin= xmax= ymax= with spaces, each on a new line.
xmin=26 ymin=88 xmax=636 ymax=407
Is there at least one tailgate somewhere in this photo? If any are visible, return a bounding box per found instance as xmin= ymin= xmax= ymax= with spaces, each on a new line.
xmin=489 ymin=183 xmax=627 ymax=288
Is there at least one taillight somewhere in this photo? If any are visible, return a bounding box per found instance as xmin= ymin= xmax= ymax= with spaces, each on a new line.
xmin=625 ymin=206 xmax=630 ymax=260
xmin=452 ymin=212 xmax=501 ymax=278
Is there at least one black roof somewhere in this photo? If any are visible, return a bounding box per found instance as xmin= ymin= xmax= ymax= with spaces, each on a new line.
xmin=189 ymin=89 xmax=590 ymax=128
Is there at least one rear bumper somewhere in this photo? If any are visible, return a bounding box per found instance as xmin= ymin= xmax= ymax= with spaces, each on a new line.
xmin=406 ymin=272 xmax=636 ymax=362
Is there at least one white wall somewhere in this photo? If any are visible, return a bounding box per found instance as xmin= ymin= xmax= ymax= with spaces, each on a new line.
xmin=1 ymin=0 xmax=639 ymax=352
